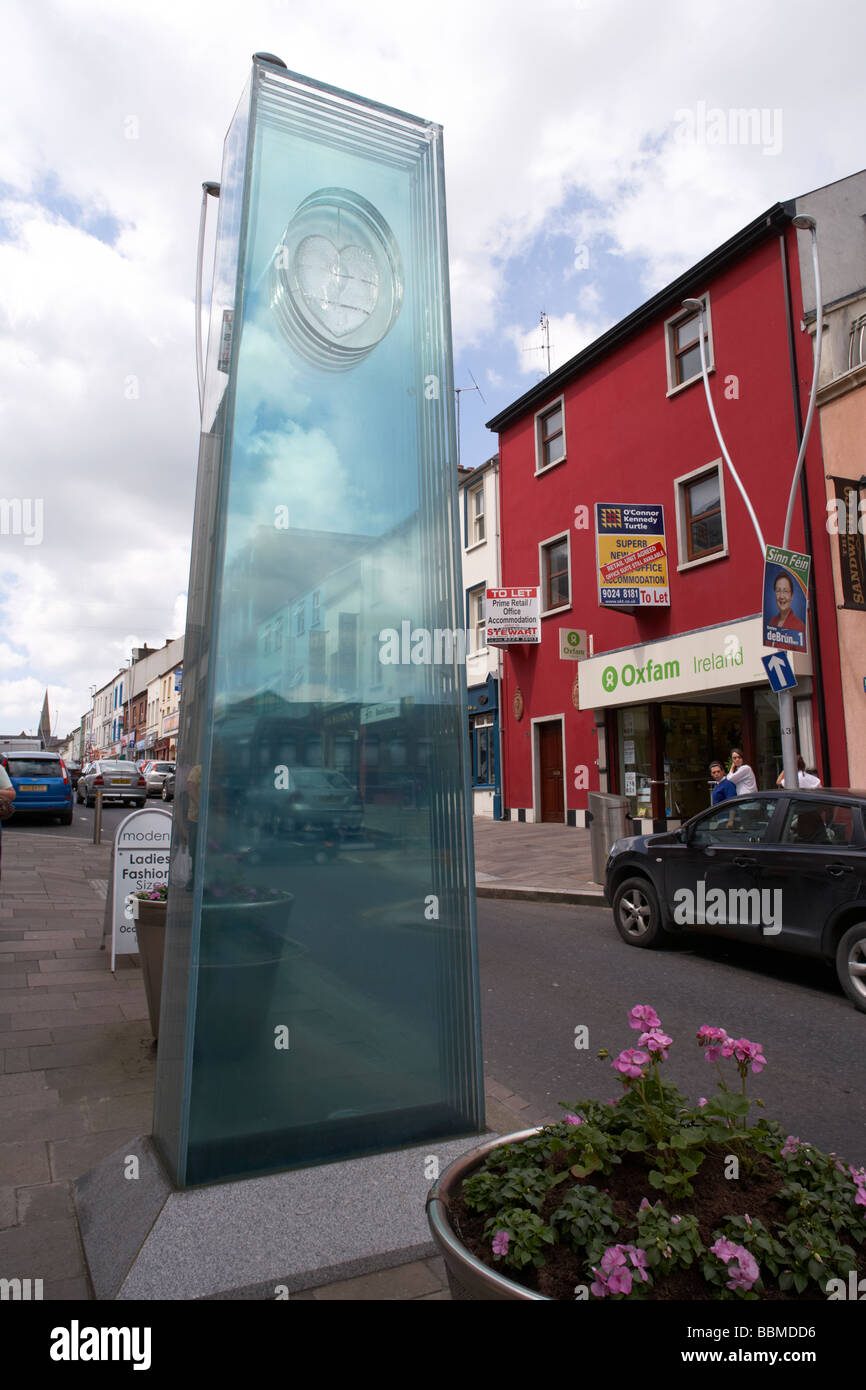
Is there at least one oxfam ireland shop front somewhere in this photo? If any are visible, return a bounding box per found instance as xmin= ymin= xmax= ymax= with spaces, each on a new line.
xmin=579 ymin=617 xmax=814 ymax=828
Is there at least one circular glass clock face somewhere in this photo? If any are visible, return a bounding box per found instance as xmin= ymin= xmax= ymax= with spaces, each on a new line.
xmin=270 ymin=188 xmax=403 ymax=371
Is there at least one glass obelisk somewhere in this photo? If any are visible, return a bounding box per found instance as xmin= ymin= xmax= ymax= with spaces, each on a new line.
xmin=153 ymin=56 xmax=484 ymax=1186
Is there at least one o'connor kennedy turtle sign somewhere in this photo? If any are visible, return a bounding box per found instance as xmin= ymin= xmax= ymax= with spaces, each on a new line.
xmin=108 ymin=807 xmax=172 ymax=968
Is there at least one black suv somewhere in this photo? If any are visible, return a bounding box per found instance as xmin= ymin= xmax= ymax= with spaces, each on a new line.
xmin=605 ymin=788 xmax=866 ymax=1013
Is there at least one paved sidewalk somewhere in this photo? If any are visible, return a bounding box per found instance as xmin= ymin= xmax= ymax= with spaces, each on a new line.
xmin=0 ymin=819 xmax=579 ymax=1301
xmin=473 ymin=816 xmax=604 ymax=902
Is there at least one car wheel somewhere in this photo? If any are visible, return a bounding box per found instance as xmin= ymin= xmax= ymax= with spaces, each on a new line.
xmin=612 ymin=876 xmax=665 ymax=948
xmin=162 ymin=786 xmax=169 ymax=801
xmin=836 ymin=924 xmax=866 ymax=1013
xmin=59 ymin=811 xmax=73 ymax=826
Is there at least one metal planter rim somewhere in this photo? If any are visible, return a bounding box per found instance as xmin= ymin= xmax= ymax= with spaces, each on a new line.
xmin=426 ymin=1127 xmax=550 ymax=1301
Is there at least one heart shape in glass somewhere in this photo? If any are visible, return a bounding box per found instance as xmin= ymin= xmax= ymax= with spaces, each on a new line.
xmin=295 ymin=235 xmax=379 ymax=337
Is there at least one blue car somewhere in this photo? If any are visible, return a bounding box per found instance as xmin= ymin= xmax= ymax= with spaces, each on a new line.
xmin=1 ymin=751 xmax=74 ymax=825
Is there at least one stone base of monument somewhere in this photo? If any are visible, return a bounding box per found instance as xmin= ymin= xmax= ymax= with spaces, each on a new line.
xmin=73 ymin=1131 xmax=495 ymax=1300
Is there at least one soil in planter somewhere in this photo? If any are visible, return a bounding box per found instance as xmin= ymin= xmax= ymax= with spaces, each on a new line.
xmin=449 ymin=1144 xmax=866 ymax=1301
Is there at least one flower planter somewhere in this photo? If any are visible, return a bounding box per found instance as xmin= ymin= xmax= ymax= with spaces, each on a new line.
xmin=427 ymin=1129 xmax=549 ymax=1301
xmin=195 ymin=892 xmax=295 ymax=1062
xmin=133 ymin=898 xmax=167 ymax=1041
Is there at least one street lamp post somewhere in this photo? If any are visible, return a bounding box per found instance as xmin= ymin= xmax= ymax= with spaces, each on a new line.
xmin=683 ymin=215 xmax=823 ymax=791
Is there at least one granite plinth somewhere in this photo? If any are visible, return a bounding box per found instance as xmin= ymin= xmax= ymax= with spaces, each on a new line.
xmin=73 ymin=1131 xmax=494 ymax=1300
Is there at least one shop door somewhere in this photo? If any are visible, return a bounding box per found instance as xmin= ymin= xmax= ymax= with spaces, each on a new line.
xmin=538 ymin=722 xmax=564 ymax=822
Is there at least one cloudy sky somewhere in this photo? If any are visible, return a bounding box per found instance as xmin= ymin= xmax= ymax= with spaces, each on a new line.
xmin=1 ymin=0 xmax=864 ymax=737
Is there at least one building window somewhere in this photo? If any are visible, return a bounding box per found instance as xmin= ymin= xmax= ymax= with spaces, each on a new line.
xmin=540 ymin=533 xmax=570 ymax=612
xmin=274 ymin=617 xmax=283 ymax=650
xmin=534 ymin=398 xmax=566 ymax=473
xmin=312 ymin=590 xmax=321 ymax=625
xmin=675 ymin=462 xmax=727 ymax=566
xmin=468 ymin=585 xmax=486 ymax=651
xmin=468 ymin=481 xmax=485 ymax=545
xmin=294 ymin=604 xmax=304 ymax=636
xmin=665 ymin=296 xmax=713 ymax=392
xmin=471 ymin=712 xmax=495 ymax=786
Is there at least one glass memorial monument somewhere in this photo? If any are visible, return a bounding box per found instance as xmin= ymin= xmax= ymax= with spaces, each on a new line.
xmin=153 ymin=56 xmax=485 ymax=1187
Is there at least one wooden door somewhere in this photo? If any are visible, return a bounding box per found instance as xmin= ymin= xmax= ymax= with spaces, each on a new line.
xmin=538 ymin=722 xmax=564 ymax=822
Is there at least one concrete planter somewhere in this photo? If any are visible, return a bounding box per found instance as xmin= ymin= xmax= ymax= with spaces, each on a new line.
xmin=196 ymin=892 xmax=295 ymax=1061
xmin=426 ymin=1128 xmax=549 ymax=1300
xmin=133 ymin=897 xmax=167 ymax=1041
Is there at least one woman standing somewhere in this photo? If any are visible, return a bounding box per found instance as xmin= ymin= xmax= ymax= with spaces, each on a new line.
xmin=0 ymin=762 xmax=16 ymax=881
xmin=726 ymin=748 xmax=758 ymax=796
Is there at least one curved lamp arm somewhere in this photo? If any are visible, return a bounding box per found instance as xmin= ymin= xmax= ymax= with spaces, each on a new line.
xmin=195 ymin=181 xmax=221 ymax=415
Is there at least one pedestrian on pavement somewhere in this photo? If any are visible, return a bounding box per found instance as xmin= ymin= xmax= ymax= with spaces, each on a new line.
xmin=0 ymin=761 xmax=16 ymax=880
xmin=725 ymin=748 xmax=758 ymax=796
xmin=709 ymin=760 xmax=738 ymax=806
xmin=776 ymin=755 xmax=821 ymax=789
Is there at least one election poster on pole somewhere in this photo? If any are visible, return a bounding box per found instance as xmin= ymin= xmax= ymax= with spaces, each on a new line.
xmin=763 ymin=545 xmax=810 ymax=655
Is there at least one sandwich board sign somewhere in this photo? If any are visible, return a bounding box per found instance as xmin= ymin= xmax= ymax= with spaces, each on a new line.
xmin=107 ymin=807 xmax=172 ymax=968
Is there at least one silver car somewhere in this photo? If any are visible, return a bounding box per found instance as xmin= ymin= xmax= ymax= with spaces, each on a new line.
xmin=77 ymin=760 xmax=147 ymax=807
xmin=141 ymin=761 xmax=176 ymax=797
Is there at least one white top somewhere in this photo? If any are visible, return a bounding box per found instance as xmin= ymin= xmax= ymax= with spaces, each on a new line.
xmin=0 ymin=766 xmax=12 ymax=790
xmin=726 ymin=764 xmax=758 ymax=796
xmin=799 ymin=771 xmax=821 ymax=789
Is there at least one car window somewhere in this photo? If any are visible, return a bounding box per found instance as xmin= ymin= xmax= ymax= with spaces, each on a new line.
xmin=7 ymin=758 xmax=64 ymax=778
xmin=782 ymin=800 xmax=857 ymax=846
xmin=691 ymin=797 xmax=778 ymax=846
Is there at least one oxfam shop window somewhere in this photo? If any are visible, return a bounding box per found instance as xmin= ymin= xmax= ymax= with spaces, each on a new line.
xmin=617 ymin=708 xmax=653 ymax=819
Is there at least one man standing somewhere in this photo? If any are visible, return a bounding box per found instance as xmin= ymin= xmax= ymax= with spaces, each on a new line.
xmin=710 ymin=761 xmax=738 ymax=806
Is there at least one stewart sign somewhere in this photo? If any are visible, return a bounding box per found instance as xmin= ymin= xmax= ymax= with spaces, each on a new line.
xmin=485 ymin=587 xmax=541 ymax=644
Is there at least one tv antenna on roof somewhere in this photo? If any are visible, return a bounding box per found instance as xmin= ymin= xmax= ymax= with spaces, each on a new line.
xmin=454 ymin=368 xmax=487 ymax=468
xmin=523 ymin=311 xmax=553 ymax=378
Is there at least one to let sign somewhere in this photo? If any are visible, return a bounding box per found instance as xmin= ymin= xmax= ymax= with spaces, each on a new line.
xmin=485 ymin=587 xmax=541 ymax=644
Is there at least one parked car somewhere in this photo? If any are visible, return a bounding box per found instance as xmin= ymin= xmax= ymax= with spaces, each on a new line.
xmin=161 ymin=772 xmax=175 ymax=802
xmin=253 ymin=767 xmax=363 ymax=836
xmin=604 ymin=787 xmax=866 ymax=1012
xmin=142 ymin=761 xmax=175 ymax=797
xmin=77 ymin=761 xmax=147 ymax=808
xmin=65 ymin=763 xmax=83 ymax=789
xmin=0 ymin=752 xmax=73 ymax=824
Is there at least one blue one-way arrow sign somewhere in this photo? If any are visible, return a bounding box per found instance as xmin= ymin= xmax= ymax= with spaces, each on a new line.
xmin=762 ymin=651 xmax=797 ymax=692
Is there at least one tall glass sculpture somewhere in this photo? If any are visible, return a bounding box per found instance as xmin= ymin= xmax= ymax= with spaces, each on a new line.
xmin=153 ymin=56 xmax=485 ymax=1186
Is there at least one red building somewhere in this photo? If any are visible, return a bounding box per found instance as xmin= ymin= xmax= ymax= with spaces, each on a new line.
xmin=488 ymin=175 xmax=862 ymax=830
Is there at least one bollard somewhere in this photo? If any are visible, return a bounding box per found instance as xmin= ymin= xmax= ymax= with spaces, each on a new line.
xmin=93 ymin=788 xmax=103 ymax=845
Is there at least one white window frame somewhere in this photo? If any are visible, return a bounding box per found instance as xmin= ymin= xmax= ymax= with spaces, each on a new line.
xmin=664 ymin=294 xmax=715 ymax=396
xmin=674 ymin=458 xmax=729 ymax=570
xmin=466 ymin=480 xmax=486 ymax=550
xmin=538 ymin=529 xmax=572 ymax=617
xmin=534 ymin=395 xmax=567 ymax=476
xmin=468 ymin=583 xmax=486 ymax=652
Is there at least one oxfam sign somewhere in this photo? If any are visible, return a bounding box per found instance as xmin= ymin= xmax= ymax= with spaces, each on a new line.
xmin=601 ymin=658 xmax=680 ymax=693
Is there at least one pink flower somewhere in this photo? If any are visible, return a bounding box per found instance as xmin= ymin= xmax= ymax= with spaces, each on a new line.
xmin=744 ymin=1214 xmax=752 ymax=1226
xmin=639 ymin=1198 xmax=651 ymax=1211
xmin=491 ymin=1230 xmax=510 ymax=1257
xmin=607 ymin=1265 xmax=632 ymax=1295
xmin=710 ymin=1238 xmax=759 ymax=1292
xmin=671 ymin=1216 xmax=681 ymax=1224
xmin=629 ymin=1005 xmax=661 ymax=1032
xmin=612 ymin=1048 xmax=651 ymax=1079
xmin=781 ymin=1136 xmax=801 ymax=1158
xmin=721 ymin=1037 xmax=766 ymax=1073
xmin=696 ymin=1025 xmax=728 ymax=1062
xmin=564 ymin=1113 xmax=583 ymax=1126
xmin=855 ymin=1188 xmax=866 ymax=1207
xmin=697 ymin=1098 xmax=708 ymax=1107
xmin=639 ymin=1028 xmax=672 ymax=1059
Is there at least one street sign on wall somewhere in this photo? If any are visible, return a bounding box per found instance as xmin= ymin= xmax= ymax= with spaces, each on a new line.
xmin=559 ymin=628 xmax=588 ymax=659
xmin=763 ymin=545 xmax=810 ymax=655
xmin=485 ymin=587 xmax=541 ymax=643
xmin=595 ymin=505 xmax=669 ymax=608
